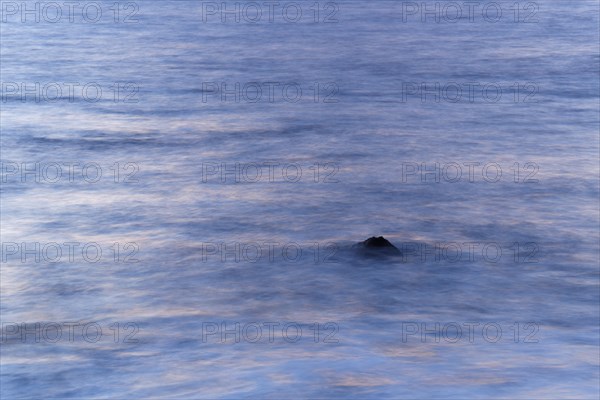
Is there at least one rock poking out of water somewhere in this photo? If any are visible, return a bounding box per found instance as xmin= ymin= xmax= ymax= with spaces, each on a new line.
xmin=353 ymin=236 xmax=401 ymax=256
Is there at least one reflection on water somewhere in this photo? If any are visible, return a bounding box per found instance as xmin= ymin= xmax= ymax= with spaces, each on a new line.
xmin=1 ymin=0 xmax=599 ymax=398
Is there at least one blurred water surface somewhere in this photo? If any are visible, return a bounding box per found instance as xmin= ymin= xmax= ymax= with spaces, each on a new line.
xmin=1 ymin=0 xmax=599 ymax=398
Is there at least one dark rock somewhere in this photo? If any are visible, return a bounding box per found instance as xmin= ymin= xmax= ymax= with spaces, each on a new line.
xmin=362 ymin=236 xmax=398 ymax=249
xmin=353 ymin=236 xmax=401 ymax=256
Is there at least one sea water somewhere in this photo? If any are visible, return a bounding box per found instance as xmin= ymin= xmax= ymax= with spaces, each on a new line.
xmin=1 ymin=0 xmax=599 ymax=398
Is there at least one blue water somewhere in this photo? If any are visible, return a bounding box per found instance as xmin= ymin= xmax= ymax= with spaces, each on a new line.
xmin=1 ymin=0 xmax=599 ymax=398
